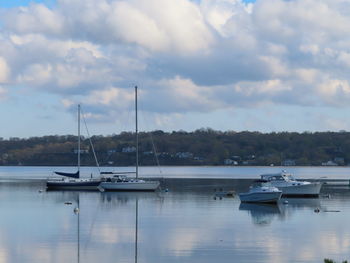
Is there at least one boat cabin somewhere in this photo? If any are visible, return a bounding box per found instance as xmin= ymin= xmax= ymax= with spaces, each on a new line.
xmin=260 ymin=172 xmax=294 ymax=182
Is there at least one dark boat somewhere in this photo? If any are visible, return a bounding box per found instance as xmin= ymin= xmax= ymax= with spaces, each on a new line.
xmin=46 ymin=105 xmax=101 ymax=191
xmin=46 ymin=171 xmax=101 ymax=190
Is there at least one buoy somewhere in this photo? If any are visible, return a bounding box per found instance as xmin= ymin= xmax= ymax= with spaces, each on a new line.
xmin=74 ymin=207 xmax=80 ymax=214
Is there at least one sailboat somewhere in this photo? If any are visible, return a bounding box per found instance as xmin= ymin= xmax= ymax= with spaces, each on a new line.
xmin=99 ymin=86 xmax=160 ymax=191
xmin=46 ymin=105 xmax=102 ymax=190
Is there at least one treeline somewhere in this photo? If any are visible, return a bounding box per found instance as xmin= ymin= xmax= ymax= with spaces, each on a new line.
xmin=1 ymin=129 xmax=350 ymax=166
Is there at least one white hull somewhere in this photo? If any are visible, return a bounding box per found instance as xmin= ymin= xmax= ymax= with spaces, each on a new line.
xmin=99 ymin=180 xmax=160 ymax=191
xmin=260 ymin=171 xmax=323 ymax=197
xmin=239 ymin=191 xmax=282 ymax=203
xmin=278 ymin=182 xmax=322 ymax=196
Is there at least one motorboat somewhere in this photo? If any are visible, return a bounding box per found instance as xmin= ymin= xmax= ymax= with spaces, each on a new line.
xmin=99 ymin=174 xmax=160 ymax=191
xmin=98 ymin=86 xmax=160 ymax=192
xmin=260 ymin=171 xmax=323 ymax=197
xmin=239 ymin=185 xmax=282 ymax=203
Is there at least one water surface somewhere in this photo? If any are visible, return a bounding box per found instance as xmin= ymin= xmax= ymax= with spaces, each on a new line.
xmin=0 ymin=167 xmax=349 ymax=262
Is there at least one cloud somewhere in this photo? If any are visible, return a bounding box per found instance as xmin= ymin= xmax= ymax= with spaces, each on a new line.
xmin=0 ymin=57 xmax=10 ymax=83
xmin=3 ymin=0 xmax=214 ymax=54
xmin=2 ymin=0 xmax=350 ymax=125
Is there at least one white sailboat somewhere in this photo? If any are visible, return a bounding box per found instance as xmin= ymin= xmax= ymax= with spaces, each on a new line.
xmin=99 ymin=86 xmax=160 ymax=191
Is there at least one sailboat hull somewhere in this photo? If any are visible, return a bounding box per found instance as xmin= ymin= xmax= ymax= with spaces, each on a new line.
xmin=99 ymin=180 xmax=160 ymax=191
xmin=46 ymin=179 xmax=101 ymax=190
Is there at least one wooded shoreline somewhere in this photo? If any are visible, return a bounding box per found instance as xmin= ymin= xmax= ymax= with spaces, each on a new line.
xmin=1 ymin=129 xmax=349 ymax=166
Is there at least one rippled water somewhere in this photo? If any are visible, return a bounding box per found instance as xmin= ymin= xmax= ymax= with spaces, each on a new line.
xmin=0 ymin=167 xmax=349 ymax=262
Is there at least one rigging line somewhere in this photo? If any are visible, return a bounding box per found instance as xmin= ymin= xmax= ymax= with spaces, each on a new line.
xmin=138 ymin=99 xmax=163 ymax=176
xmin=149 ymin=131 xmax=162 ymax=175
xmin=80 ymin=106 xmax=101 ymax=174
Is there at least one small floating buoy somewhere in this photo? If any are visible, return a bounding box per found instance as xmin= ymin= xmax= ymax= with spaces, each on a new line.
xmin=64 ymin=201 xmax=73 ymax=205
xmin=74 ymin=207 xmax=80 ymax=214
xmin=314 ymin=208 xmax=320 ymax=213
xmin=283 ymin=200 xmax=289 ymax=204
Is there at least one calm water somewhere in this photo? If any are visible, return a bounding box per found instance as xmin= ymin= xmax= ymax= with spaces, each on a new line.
xmin=0 ymin=166 xmax=350 ymax=263
xmin=1 ymin=165 xmax=350 ymax=179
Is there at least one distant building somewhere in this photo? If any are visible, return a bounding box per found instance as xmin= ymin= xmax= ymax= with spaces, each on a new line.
xmin=175 ymin=152 xmax=193 ymax=159
xmin=322 ymin=160 xmax=338 ymax=166
xmin=231 ymin=155 xmax=241 ymax=161
xmin=122 ymin=146 xmax=136 ymax=153
xmin=334 ymin=157 xmax=345 ymax=165
xmin=224 ymin=159 xmax=238 ymax=165
xmin=282 ymin=159 xmax=296 ymax=166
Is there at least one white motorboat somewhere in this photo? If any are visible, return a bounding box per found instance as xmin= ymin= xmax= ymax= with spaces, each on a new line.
xmin=260 ymin=171 xmax=323 ymax=197
xmin=239 ymin=185 xmax=282 ymax=203
xmin=99 ymin=86 xmax=160 ymax=192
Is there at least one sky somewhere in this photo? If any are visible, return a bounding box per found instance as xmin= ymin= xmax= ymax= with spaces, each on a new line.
xmin=1 ymin=0 xmax=350 ymax=138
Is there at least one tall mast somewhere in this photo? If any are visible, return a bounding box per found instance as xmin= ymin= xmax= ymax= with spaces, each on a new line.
xmin=135 ymin=86 xmax=139 ymax=179
xmin=78 ymin=104 xmax=81 ymax=174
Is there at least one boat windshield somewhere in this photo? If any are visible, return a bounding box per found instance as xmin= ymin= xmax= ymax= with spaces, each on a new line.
xmin=261 ymin=173 xmax=295 ymax=182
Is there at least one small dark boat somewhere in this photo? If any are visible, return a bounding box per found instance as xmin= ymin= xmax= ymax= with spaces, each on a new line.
xmin=46 ymin=105 xmax=101 ymax=191
xmin=46 ymin=172 xmax=101 ymax=190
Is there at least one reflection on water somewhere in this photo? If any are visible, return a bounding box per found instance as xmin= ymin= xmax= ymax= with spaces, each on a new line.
xmin=0 ymin=179 xmax=349 ymax=263
xmin=239 ymin=198 xmax=323 ymax=226
xmin=239 ymin=203 xmax=282 ymax=225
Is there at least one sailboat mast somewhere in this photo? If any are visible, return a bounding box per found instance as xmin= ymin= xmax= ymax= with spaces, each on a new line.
xmin=78 ymin=104 xmax=81 ymax=174
xmin=135 ymin=86 xmax=139 ymax=179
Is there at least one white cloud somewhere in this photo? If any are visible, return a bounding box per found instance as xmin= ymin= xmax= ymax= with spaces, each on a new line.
xmin=86 ymin=87 xmax=134 ymax=107
xmin=2 ymin=0 xmax=350 ymax=127
xmin=4 ymin=4 xmax=64 ymax=35
xmin=0 ymin=57 xmax=10 ymax=83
